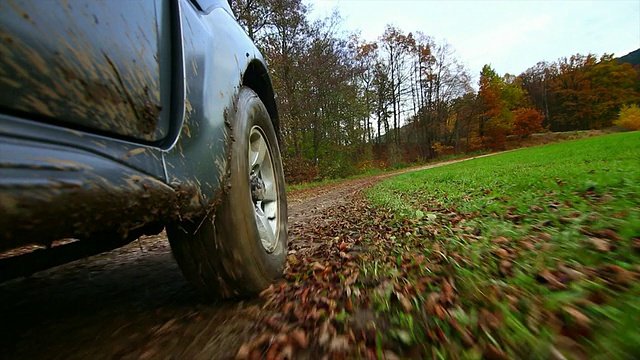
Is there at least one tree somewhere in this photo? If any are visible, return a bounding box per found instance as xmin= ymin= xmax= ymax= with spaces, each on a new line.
xmin=614 ymin=104 xmax=640 ymax=131
xmin=380 ymin=25 xmax=415 ymax=147
xmin=512 ymin=108 xmax=545 ymax=138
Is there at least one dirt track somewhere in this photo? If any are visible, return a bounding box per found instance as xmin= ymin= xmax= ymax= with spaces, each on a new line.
xmin=0 ymin=156 xmax=490 ymax=360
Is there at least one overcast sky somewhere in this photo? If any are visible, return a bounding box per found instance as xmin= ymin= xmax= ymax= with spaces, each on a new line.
xmin=308 ymin=0 xmax=640 ymax=81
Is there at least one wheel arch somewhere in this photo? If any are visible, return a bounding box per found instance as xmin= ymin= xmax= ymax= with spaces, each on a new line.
xmin=242 ymin=60 xmax=280 ymax=137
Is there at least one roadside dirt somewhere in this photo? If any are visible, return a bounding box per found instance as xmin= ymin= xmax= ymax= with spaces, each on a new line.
xmin=0 ymin=156 xmax=489 ymax=360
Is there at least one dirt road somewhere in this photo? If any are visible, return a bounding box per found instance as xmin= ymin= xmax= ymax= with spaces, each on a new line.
xmin=0 ymin=156 xmax=486 ymax=360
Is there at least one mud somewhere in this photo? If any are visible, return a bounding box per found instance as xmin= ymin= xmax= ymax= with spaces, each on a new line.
xmin=0 ymin=156 xmax=490 ymax=359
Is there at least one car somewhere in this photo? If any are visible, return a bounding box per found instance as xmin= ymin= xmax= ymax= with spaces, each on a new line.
xmin=0 ymin=0 xmax=287 ymax=298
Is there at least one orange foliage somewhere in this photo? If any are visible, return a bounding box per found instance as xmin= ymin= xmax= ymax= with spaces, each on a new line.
xmin=512 ymin=108 xmax=545 ymax=138
xmin=431 ymin=142 xmax=454 ymax=155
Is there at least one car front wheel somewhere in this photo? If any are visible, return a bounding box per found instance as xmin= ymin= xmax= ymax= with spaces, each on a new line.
xmin=168 ymin=87 xmax=287 ymax=298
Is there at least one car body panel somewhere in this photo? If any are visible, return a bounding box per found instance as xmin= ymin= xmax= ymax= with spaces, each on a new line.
xmin=0 ymin=0 xmax=173 ymax=143
xmin=161 ymin=0 xmax=265 ymax=214
xmin=0 ymin=0 xmax=279 ymax=275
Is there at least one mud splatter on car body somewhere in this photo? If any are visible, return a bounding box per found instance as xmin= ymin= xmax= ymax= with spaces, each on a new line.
xmin=0 ymin=0 xmax=279 ymax=279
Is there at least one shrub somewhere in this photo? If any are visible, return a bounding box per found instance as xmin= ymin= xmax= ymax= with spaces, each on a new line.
xmin=283 ymin=157 xmax=318 ymax=184
xmin=614 ymin=104 xmax=640 ymax=131
xmin=431 ymin=142 xmax=454 ymax=156
xmin=512 ymin=108 xmax=545 ymax=138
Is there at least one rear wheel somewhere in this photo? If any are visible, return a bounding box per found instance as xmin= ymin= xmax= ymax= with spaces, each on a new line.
xmin=167 ymin=87 xmax=287 ymax=298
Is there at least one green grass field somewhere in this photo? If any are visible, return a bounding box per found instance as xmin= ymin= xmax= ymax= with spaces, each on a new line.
xmin=363 ymin=131 xmax=640 ymax=358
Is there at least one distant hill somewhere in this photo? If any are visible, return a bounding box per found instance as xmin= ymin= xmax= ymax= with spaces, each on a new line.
xmin=617 ymin=48 xmax=640 ymax=68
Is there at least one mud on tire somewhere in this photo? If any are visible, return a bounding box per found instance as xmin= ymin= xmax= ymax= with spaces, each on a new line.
xmin=167 ymin=87 xmax=287 ymax=298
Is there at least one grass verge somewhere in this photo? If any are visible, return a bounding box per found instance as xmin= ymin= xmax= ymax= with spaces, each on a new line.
xmin=363 ymin=131 xmax=639 ymax=358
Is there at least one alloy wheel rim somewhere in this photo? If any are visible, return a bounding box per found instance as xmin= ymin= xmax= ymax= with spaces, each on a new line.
xmin=248 ymin=126 xmax=279 ymax=253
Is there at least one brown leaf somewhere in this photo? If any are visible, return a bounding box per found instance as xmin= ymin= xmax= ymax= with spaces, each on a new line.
xmin=552 ymin=336 xmax=589 ymax=360
xmin=537 ymin=269 xmax=567 ymax=290
xmin=597 ymin=228 xmax=622 ymax=242
xmin=484 ymin=344 xmax=509 ymax=360
xmin=329 ymin=335 xmax=350 ymax=353
xmin=600 ymin=264 xmax=636 ymax=287
xmin=265 ymin=344 xmax=280 ymax=360
xmin=632 ymin=237 xmax=640 ymax=254
xmin=318 ymin=322 xmax=334 ymax=346
xmin=289 ymin=329 xmax=308 ymax=349
xmin=442 ymin=279 xmax=455 ymax=303
xmin=587 ymin=237 xmax=610 ymax=252
xmin=398 ymin=294 xmax=413 ymax=312
xmin=499 ymin=260 xmax=513 ymax=276
xmin=236 ymin=343 xmax=252 ymax=360
xmin=274 ymin=332 xmax=288 ymax=345
xmin=530 ymin=205 xmax=544 ymax=212
xmin=311 ymin=262 xmax=326 ymax=272
xmin=301 ymin=288 xmax=310 ymax=305
xmin=520 ymin=240 xmax=535 ymax=250
xmin=434 ymin=304 xmax=447 ymax=319
xmin=345 ymin=296 xmax=353 ymax=312
xmin=426 ymin=292 xmax=441 ymax=313
xmin=557 ymin=263 xmax=586 ymax=282
xmin=383 ymin=350 xmax=401 ymax=360
xmin=538 ymin=232 xmax=553 ymax=241
xmin=479 ymin=309 xmax=502 ymax=331
xmin=282 ymin=302 xmax=294 ymax=314
xmin=287 ymin=254 xmax=300 ymax=266
xmin=249 ymin=349 xmax=261 ymax=360
xmin=562 ymin=306 xmax=592 ymax=337
xmin=260 ymin=284 xmax=276 ymax=298
xmin=492 ymin=236 xmax=509 ymax=245
xmin=495 ymin=248 xmax=510 ymax=259
xmin=280 ymin=344 xmax=294 ymax=360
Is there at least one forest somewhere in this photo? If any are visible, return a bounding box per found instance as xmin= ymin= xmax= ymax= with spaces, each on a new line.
xmin=232 ymin=0 xmax=640 ymax=183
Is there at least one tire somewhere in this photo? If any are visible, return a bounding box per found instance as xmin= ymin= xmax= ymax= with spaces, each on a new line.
xmin=167 ymin=87 xmax=287 ymax=298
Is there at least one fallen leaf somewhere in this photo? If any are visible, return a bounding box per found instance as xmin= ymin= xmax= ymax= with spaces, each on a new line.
xmin=495 ymin=248 xmax=510 ymax=259
xmin=236 ymin=343 xmax=252 ymax=360
xmin=345 ymin=296 xmax=353 ymax=312
xmin=557 ymin=263 xmax=586 ymax=282
xmin=479 ymin=309 xmax=502 ymax=331
xmin=442 ymin=279 xmax=455 ymax=303
xmin=287 ymin=254 xmax=300 ymax=266
xmin=383 ymin=350 xmax=401 ymax=360
xmin=562 ymin=306 xmax=592 ymax=338
xmin=538 ymin=232 xmax=553 ymax=241
xmin=499 ymin=260 xmax=513 ymax=276
xmin=492 ymin=236 xmax=509 ymax=245
xmin=289 ymin=328 xmax=308 ymax=349
xmin=280 ymin=344 xmax=294 ymax=359
xmin=266 ymin=344 xmax=280 ymax=360
xmin=596 ymin=228 xmax=622 ymax=242
xmin=520 ymin=240 xmax=535 ymax=250
xmin=633 ymin=237 xmax=640 ymax=254
xmin=600 ymin=264 xmax=636 ymax=287
xmin=329 ymin=335 xmax=350 ymax=353
xmin=537 ymin=269 xmax=567 ymax=290
xmin=587 ymin=237 xmax=610 ymax=252
xmin=312 ymin=262 xmax=326 ymax=272
xmin=484 ymin=344 xmax=509 ymax=360
xmin=398 ymin=294 xmax=413 ymax=312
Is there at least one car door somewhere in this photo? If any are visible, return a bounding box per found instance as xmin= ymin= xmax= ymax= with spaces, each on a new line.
xmin=0 ymin=0 xmax=173 ymax=143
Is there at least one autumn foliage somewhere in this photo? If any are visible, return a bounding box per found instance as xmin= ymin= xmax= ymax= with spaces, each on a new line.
xmin=614 ymin=104 xmax=640 ymax=131
xmin=512 ymin=108 xmax=545 ymax=138
xmin=231 ymin=0 xmax=640 ymax=182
